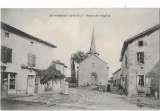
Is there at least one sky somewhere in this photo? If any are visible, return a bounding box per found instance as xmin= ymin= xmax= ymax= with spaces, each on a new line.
xmin=1 ymin=8 xmax=159 ymax=77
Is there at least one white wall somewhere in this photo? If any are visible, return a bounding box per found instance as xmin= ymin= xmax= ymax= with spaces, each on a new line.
xmin=79 ymin=55 xmax=109 ymax=86
xmin=121 ymin=29 xmax=160 ymax=96
xmin=1 ymin=29 xmax=56 ymax=94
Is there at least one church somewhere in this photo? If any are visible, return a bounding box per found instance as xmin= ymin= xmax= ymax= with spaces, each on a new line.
xmin=78 ymin=29 xmax=109 ymax=86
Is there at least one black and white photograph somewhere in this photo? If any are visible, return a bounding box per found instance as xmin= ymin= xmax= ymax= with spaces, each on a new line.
xmin=1 ymin=8 xmax=160 ymax=110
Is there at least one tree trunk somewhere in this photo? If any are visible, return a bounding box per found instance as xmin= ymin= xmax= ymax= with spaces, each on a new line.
xmin=71 ymin=59 xmax=76 ymax=83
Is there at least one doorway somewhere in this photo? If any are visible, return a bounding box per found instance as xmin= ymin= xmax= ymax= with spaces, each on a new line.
xmin=27 ymin=75 xmax=35 ymax=95
xmin=90 ymin=72 xmax=98 ymax=85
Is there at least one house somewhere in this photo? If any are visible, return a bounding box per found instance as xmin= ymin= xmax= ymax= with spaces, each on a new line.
xmin=1 ymin=22 xmax=57 ymax=97
xmin=146 ymin=61 xmax=160 ymax=99
xmin=51 ymin=60 xmax=67 ymax=93
xmin=112 ymin=68 xmax=121 ymax=87
xmin=120 ymin=24 xmax=160 ymax=97
xmin=78 ymin=29 xmax=109 ymax=86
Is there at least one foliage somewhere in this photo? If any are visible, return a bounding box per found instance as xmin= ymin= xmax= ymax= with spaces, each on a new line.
xmin=65 ymin=77 xmax=72 ymax=83
xmin=70 ymin=50 xmax=88 ymax=83
xmin=37 ymin=63 xmax=65 ymax=84
xmin=71 ymin=50 xmax=88 ymax=63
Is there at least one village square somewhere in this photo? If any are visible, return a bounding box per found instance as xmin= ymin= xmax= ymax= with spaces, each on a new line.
xmin=1 ymin=9 xmax=160 ymax=110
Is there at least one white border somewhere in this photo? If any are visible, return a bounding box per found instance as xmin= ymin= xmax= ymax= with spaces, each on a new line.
xmin=0 ymin=0 xmax=160 ymax=8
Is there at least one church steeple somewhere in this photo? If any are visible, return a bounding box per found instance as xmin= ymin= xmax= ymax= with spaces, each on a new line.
xmin=88 ymin=28 xmax=99 ymax=56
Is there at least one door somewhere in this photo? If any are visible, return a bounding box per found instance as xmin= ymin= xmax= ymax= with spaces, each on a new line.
xmin=1 ymin=72 xmax=8 ymax=98
xmin=8 ymin=73 xmax=16 ymax=94
xmin=90 ymin=72 xmax=98 ymax=85
xmin=34 ymin=76 xmax=39 ymax=93
xmin=137 ymin=75 xmax=145 ymax=93
xmin=27 ymin=75 xmax=35 ymax=95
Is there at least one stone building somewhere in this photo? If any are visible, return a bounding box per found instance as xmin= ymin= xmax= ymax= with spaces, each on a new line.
xmin=51 ymin=60 xmax=67 ymax=93
xmin=1 ymin=22 xmax=56 ymax=97
xmin=78 ymin=29 xmax=109 ymax=86
xmin=120 ymin=24 xmax=160 ymax=97
xmin=112 ymin=68 xmax=122 ymax=87
xmin=146 ymin=61 xmax=160 ymax=99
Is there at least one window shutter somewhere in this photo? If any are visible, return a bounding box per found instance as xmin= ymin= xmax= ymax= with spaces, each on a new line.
xmin=137 ymin=52 xmax=139 ymax=62
xmin=7 ymin=48 xmax=12 ymax=63
xmin=33 ymin=55 xmax=36 ymax=67
xmin=1 ymin=46 xmax=8 ymax=63
xmin=1 ymin=46 xmax=5 ymax=63
xmin=28 ymin=54 xmax=31 ymax=67
xmin=28 ymin=53 xmax=36 ymax=67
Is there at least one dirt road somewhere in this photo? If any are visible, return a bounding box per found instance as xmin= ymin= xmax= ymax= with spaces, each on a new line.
xmin=1 ymin=87 xmax=152 ymax=110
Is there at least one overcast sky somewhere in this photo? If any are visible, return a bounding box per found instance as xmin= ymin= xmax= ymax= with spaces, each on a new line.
xmin=1 ymin=8 xmax=159 ymax=77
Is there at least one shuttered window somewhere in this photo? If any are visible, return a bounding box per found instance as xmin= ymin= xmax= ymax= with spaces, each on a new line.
xmin=5 ymin=32 xmax=10 ymax=38
xmin=138 ymin=41 xmax=143 ymax=47
xmin=28 ymin=53 xmax=36 ymax=67
xmin=1 ymin=46 xmax=12 ymax=63
xmin=137 ymin=52 xmax=144 ymax=64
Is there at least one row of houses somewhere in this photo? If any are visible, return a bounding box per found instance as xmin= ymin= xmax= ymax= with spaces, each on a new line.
xmin=1 ymin=22 xmax=68 ymax=98
xmin=112 ymin=24 xmax=160 ymax=98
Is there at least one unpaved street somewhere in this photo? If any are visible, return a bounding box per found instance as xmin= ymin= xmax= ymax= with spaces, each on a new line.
xmin=1 ymin=87 xmax=153 ymax=110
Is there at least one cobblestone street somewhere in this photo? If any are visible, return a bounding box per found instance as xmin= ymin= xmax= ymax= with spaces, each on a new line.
xmin=2 ymin=87 xmax=159 ymax=110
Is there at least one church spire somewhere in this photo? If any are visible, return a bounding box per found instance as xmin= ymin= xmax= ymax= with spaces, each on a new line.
xmin=88 ymin=27 xmax=99 ymax=55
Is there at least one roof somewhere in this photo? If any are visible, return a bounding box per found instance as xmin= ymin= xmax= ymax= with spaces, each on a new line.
xmin=1 ymin=22 xmax=57 ymax=48
xmin=112 ymin=68 xmax=121 ymax=75
xmin=120 ymin=24 xmax=160 ymax=61
xmin=79 ymin=54 xmax=108 ymax=66
xmin=146 ymin=61 xmax=160 ymax=78
xmin=52 ymin=60 xmax=67 ymax=68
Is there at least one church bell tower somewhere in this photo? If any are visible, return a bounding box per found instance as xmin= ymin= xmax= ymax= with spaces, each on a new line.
xmin=88 ymin=28 xmax=99 ymax=56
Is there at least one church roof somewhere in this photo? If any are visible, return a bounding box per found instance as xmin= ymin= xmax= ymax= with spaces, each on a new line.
xmin=79 ymin=54 xmax=108 ymax=65
xmin=1 ymin=22 xmax=57 ymax=48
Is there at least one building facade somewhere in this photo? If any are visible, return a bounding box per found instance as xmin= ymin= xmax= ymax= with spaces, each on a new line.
xmin=1 ymin=22 xmax=56 ymax=97
xmin=51 ymin=60 xmax=67 ymax=93
xmin=112 ymin=68 xmax=122 ymax=87
xmin=120 ymin=24 xmax=160 ymax=97
xmin=78 ymin=29 xmax=109 ymax=86
xmin=146 ymin=61 xmax=160 ymax=99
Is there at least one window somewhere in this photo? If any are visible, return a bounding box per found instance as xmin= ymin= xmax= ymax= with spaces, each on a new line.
xmin=5 ymin=32 xmax=9 ymax=38
xmin=9 ymin=74 xmax=16 ymax=89
xmin=138 ymin=41 xmax=143 ymax=47
xmin=138 ymin=75 xmax=144 ymax=87
xmin=28 ymin=53 xmax=36 ymax=67
xmin=125 ymin=56 xmax=128 ymax=67
xmin=137 ymin=52 xmax=144 ymax=64
xmin=1 ymin=46 xmax=12 ymax=63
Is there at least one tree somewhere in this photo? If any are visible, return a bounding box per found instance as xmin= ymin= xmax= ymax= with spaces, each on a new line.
xmin=37 ymin=63 xmax=65 ymax=85
xmin=71 ymin=51 xmax=88 ymax=63
xmin=70 ymin=50 xmax=88 ymax=83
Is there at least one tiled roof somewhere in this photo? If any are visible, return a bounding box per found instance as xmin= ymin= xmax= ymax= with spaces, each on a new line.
xmin=1 ymin=22 xmax=57 ymax=48
xmin=120 ymin=24 xmax=160 ymax=61
xmin=52 ymin=60 xmax=67 ymax=67
xmin=112 ymin=68 xmax=121 ymax=75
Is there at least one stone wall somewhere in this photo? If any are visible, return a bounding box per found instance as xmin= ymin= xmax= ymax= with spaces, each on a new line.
xmin=121 ymin=29 xmax=160 ymax=97
xmin=78 ymin=55 xmax=109 ymax=86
